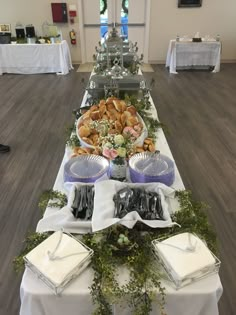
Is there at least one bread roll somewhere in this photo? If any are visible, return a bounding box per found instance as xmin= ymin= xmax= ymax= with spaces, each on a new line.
xmin=113 ymin=100 xmax=123 ymax=112
xmin=126 ymin=116 xmax=139 ymax=127
xmin=82 ymin=137 xmax=94 ymax=145
xmin=107 ymin=103 xmax=116 ymax=112
xmin=114 ymin=120 xmax=123 ymax=133
xmin=90 ymin=105 xmax=99 ymax=112
xmin=127 ymin=105 xmax=137 ymax=116
xmin=78 ymin=125 xmax=91 ymax=138
xmin=90 ymin=110 xmax=101 ymax=121
xmin=120 ymin=100 xmax=127 ymax=112
xmin=99 ymin=103 xmax=106 ymax=117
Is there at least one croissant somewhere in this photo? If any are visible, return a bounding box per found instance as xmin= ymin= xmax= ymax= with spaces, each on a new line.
xmin=82 ymin=117 xmax=92 ymax=127
xmin=148 ymin=143 xmax=156 ymax=152
xmin=114 ymin=120 xmax=123 ymax=133
xmin=113 ymin=100 xmax=123 ymax=112
xmin=102 ymin=114 xmax=108 ymax=120
xmin=90 ymin=110 xmax=101 ymax=121
xmin=120 ymin=100 xmax=127 ymax=112
xmin=120 ymin=113 xmax=127 ymax=126
xmin=106 ymin=102 xmax=116 ymax=111
xmin=99 ymin=103 xmax=107 ymax=117
xmin=82 ymin=137 xmax=94 ymax=145
xmin=82 ymin=110 xmax=91 ymax=120
xmin=126 ymin=116 xmax=139 ymax=127
xmin=89 ymin=134 xmax=99 ymax=145
xmin=106 ymin=97 xmax=117 ymax=104
xmin=126 ymin=105 xmax=137 ymax=116
xmin=99 ymin=99 xmax=106 ymax=107
xmin=90 ymin=105 xmax=99 ymax=112
xmin=135 ymin=146 xmax=145 ymax=153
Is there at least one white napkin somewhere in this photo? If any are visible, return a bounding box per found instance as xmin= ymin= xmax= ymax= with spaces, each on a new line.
xmin=92 ymin=180 xmax=178 ymax=232
xmin=25 ymin=231 xmax=90 ymax=286
xmin=154 ymin=233 xmax=216 ymax=281
xmin=36 ymin=206 xmax=92 ymax=234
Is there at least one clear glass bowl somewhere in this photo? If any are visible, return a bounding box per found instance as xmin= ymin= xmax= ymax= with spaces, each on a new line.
xmin=129 ymin=152 xmax=175 ymax=186
xmin=64 ymin=155 xmax=109 ymax=183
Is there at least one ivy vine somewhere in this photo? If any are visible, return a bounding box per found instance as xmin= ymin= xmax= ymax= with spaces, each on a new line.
xmin=38 ymin=189 xmax=67 ymax=214
xmin=124 ymin=94 xmax=168 ymax=139
xmin=13 ymin=232 xmax=50 ymax=273
xmin=13 ymin=185 xmax=217 ymax=315
xmin=81 ymin=190 xmax=217 ymax=315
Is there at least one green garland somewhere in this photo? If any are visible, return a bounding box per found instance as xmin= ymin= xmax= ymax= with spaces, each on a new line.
xmin=13 ymin=232 xmax=50 ymax=273
xmin=38 ymin=189 xmax=68 ymax=214
xmin=13 ymin=182 xmax=217 ymax=314
xmin=81 ymin=190 xmax=217 ymax=315
xmin=83 ymin=227 xmax=166 ymax=315
xmin=124 ymin=95 xmax=167 ymax=139
xmin=65 ymin=124 xmax=81 ymax=148
xmin=13 ymin=96 xmax=218 ymax=314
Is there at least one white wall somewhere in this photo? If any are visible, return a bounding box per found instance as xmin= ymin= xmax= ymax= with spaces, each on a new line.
xmin=149 ymin=0 xmax=236 ymax=63
xmin=0 ymin=0 xmax=81 ymax=63
xmin=1 ymin=0 xmax=236 ymax=63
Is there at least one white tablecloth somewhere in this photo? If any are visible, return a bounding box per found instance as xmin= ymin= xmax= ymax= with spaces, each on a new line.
xmin=0 ymin=40 xmax=73 ymax=75
xmin=20 ymin=268 xmax=222 ymax=315
xmin=166 ymin=39 xmax=221 ymax=74
xmin=19 ymin=82 xmax=223 ymax=315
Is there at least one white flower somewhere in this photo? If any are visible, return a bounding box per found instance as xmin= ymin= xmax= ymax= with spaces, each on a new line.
xmin=117 ymin=147 xmax=126 ymax=157
xmin=114 ymin=135 xmax=125 ymax=145
xmin=103 ymin=142 xmax=113 ymax=149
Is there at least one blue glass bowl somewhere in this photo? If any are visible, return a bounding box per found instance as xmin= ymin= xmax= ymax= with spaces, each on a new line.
xmin=129 ymin=152 xmax=175 ymax=186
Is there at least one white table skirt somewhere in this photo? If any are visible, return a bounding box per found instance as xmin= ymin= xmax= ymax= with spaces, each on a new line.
xmin=19 ymin=80 xmax=223 ymax=315
xmin=0 ymin=40 xmax=73 ymax=75
xmin=166 ymin=39 xmax=221 ymax=74
xmin=20 ymin=268 xmax=222 ymax=315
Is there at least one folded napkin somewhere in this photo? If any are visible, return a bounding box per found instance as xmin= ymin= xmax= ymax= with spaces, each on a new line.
xmin=36 ymin=206 xmax=92 ymax=234
xmin=154 ymin=233 xmax=216 ymax=281
xmin=25 ymin=231 xmax=90 ymax=287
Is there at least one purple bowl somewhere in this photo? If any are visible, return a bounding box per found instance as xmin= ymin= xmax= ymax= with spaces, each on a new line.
xmin=64 ymin=155 xmax=109 ymax=183
xmin=129 ymin=152 xmax=175 ymax=186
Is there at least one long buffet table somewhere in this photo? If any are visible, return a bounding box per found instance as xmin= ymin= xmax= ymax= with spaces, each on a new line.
xmin=19 ymin=83 xmax=223 ymax=314
xmin=0 ymin=40 xmax=73 ymax=75
xmin=166 ymin=39 xmax=221 ymax=74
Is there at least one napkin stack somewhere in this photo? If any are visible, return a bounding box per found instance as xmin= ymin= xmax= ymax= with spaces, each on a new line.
xmin=24 ymin=231 xmax=92 ymax=293
xmin=153 ymin=233 xmax=218 ymax=288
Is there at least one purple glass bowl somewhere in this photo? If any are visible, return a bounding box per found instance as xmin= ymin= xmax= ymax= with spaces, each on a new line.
xmin=64 ymin=155 xmax=109 ymax=183
xmin=129 ymin=152 xmax=175 ymax=186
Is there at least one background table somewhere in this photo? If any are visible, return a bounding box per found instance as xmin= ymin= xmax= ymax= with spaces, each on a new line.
xmin=19 ymin=85 xmax=223 ymax=315
xmin=166 ymin=39 xmax=221 ymax=74
xmin=0 ymin=40 xmax=73 ymax=75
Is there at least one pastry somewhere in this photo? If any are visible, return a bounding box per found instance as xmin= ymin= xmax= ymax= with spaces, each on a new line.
xmin=126 ymin=105 xmax=137 ymax=116
xmin=90 ymin=110 xmax=101 ymax=121
xmin=78 ymin=125 xmax=91 ymax=138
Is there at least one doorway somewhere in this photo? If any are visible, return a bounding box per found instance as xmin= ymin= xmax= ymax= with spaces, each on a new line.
xmin=78 ymin=0 xmax=150 ymax=63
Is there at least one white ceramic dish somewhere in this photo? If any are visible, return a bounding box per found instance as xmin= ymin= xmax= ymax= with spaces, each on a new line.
xmin=76 ymin=112 xmax=148 ymax=149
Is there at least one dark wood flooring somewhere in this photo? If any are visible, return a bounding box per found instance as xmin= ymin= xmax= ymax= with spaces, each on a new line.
xmin=0 ymin=64 xmax=235 ymax=315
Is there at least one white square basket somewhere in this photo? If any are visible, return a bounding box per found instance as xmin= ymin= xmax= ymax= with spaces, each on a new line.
xmin=152 ymin=232 xmax=221 ymax=290
xmin=24 ymin=231 xmax=93 ymax=294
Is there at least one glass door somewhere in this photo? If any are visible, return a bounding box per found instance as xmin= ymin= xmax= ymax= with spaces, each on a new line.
xmin=79 ymin=0 xmax=150 ymax=62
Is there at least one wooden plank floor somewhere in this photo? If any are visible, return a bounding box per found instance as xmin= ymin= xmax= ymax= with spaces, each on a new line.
xmin=0 ymin=64 xmax=235 ymax=314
